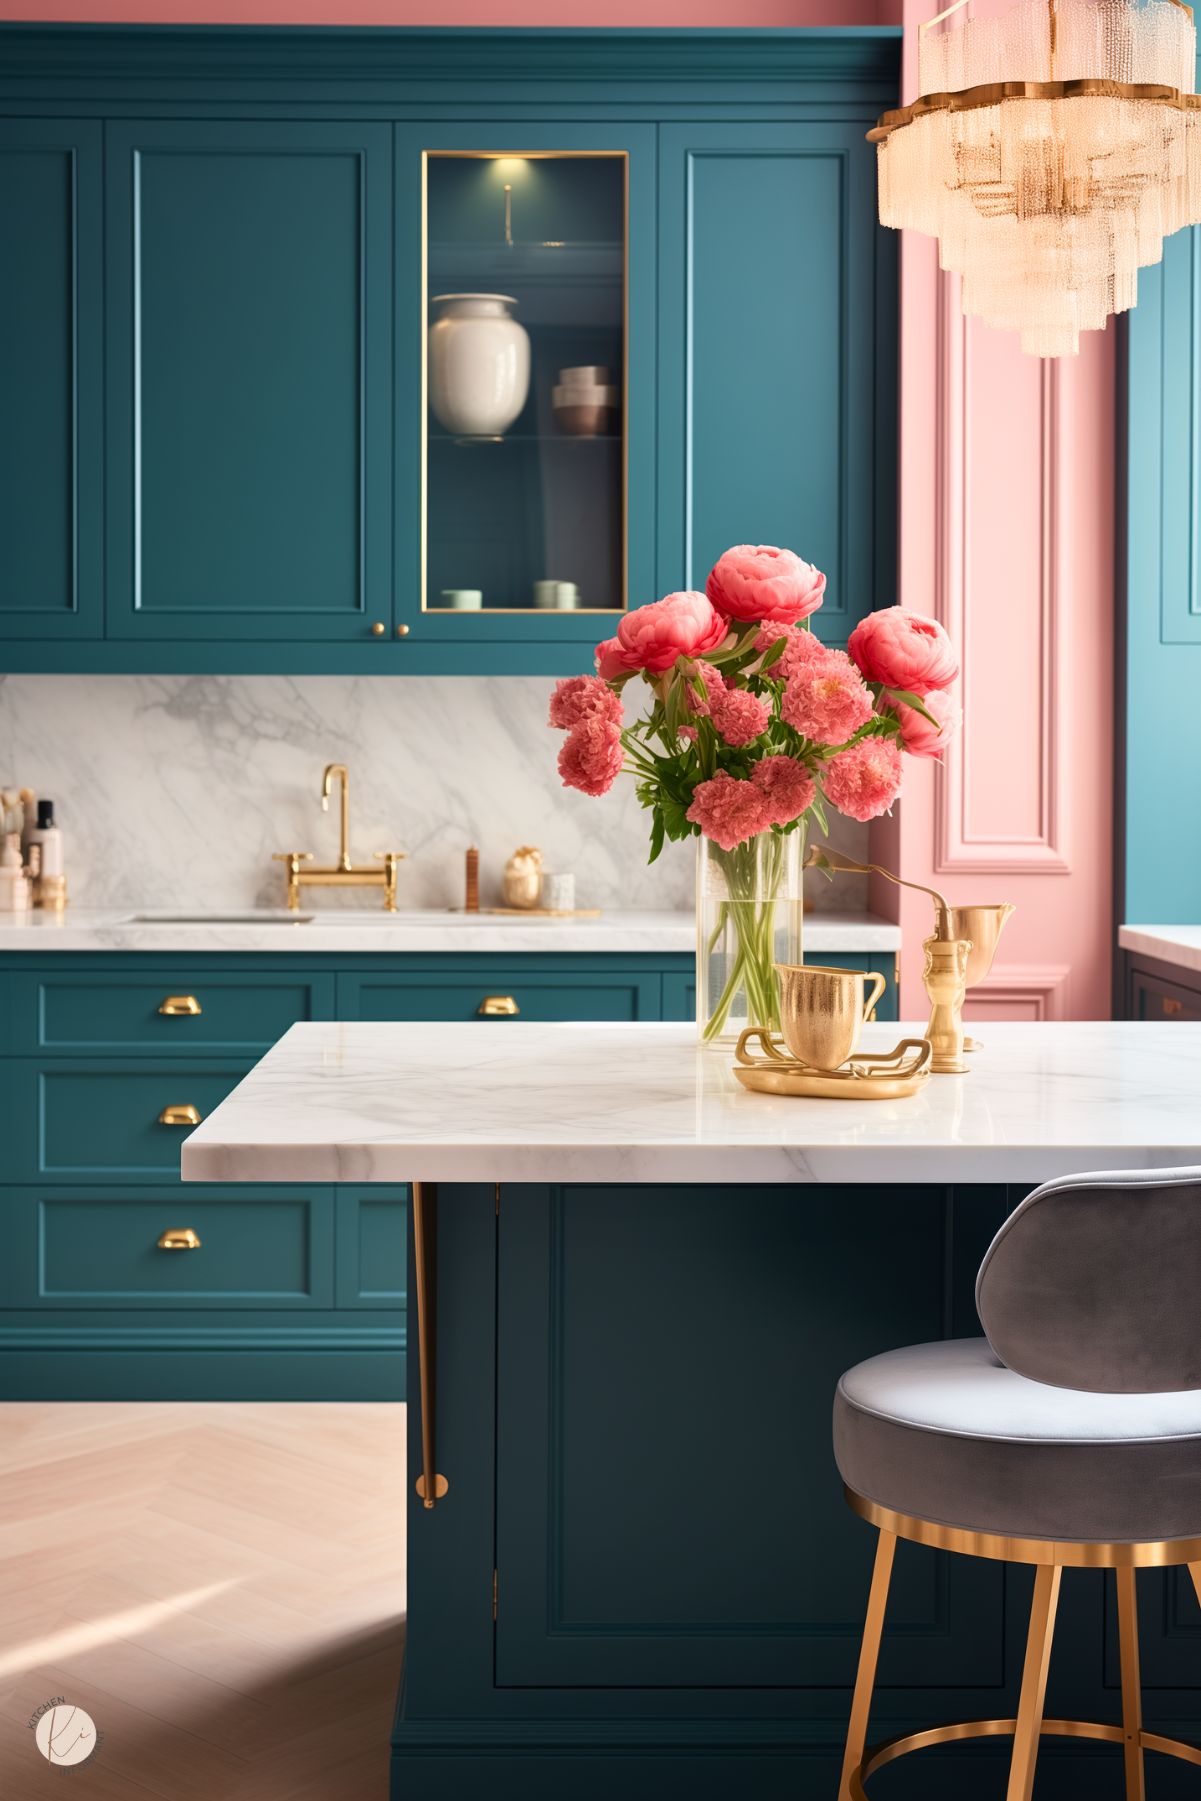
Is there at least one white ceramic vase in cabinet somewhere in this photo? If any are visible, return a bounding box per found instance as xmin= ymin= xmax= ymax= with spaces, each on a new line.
xmin=428 ymin=293 xmax=531 ymax=437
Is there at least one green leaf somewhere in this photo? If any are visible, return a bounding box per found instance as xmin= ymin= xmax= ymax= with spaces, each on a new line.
xmin=809 ymin=790 xmax=829 ymax=836
xmin=887 ymin=687 xmax=941 ymax=728
xmin=756 ymin=634 xmax=786 ymax=674
xmin=648 ymin=806 xmax=666 ymax=865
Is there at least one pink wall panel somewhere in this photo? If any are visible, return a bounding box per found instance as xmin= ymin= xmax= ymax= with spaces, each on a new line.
xmin=0 ymin=1 xmax=898 ymax=23
xmin=871 ymin=0 xmax=1115 ymax=1021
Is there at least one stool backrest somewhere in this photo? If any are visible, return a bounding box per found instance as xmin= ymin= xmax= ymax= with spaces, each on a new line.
xmin=976 ymin=1167 xmax=1201 ymax=1394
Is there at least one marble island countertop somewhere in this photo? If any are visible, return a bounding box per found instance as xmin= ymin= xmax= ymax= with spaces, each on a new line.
xmin=0 ymin=906 xmax=901 ymax=956
xmin=182 ymin=1019 xmax=1201 ymax=1186
xmin=1119 ymin=924 xmax=1201 ymax=976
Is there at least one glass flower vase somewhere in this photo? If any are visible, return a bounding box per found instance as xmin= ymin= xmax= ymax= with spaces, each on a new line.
xmin=695 ymin=827 xmax=804 ymax=1046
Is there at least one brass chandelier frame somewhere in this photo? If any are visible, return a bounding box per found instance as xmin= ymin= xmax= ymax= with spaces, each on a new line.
xmin=840 ymin=1486 xmax=1201 ymax=1801
xmin=870 ymin=0 xmax=1198 ymax=143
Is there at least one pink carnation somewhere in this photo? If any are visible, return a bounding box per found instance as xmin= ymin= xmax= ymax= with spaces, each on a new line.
xmin=707 ymin=544 xmax=826 ymax=625
xmin=684 ymin=664 xmax=725 ymax=715
xmin=557 ymin=716 xmax=623 ymax=797
xmin=549 ymin=674 xmax=623 ymax=731
xmin=751 ymin=755 xmax=816 ymax=827
xmin=678 ymin=724 xmax=699 ymax=743
xmin=781 ymin=648 xmax=875 ymax=745
xmin=822 ymin=738 xmax=904 ymax=822
xmin=686 ymin=771 xmax=771 ymax=852
xmin=612 ymin=591 xmax=729 ymax=675
xmin=894 ymin=687 xmax=961 ymax=761
xmin=848 ymin=607 xmax=959 ymax=697
xmin=755 ymin=622 xmax=832 ymax=680
xmin=710 ymin=685 xmax=770 ymax=747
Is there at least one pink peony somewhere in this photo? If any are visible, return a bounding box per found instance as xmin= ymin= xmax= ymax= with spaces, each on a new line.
xmin=751 ymin=755 xmax=815 ymax=827
xmin=557 ymin=716 xmax=623 ymax=797
xmin=595 ymin=636 xmax=641 ymax=682
xmin=613 ymin=591 xmax=729 ymax=675
xmin=848 ymin=607 xmax=959 ymax=697
xmin=822 ymin=738 xmax=904 ymax=822
xmin=894 ymin=687 xmax=961 ymax=760
xmin=707 ymin=544 xmax=826 ymax=625
xmin=781 ymin=648 xmax=875 ymax=746
xmin=549 ymin=674 xmax=622 ymax=731
xmin=709 ymin=685 xmax=770 ymax=747
xmin=686 ymin=771 xmax=771 ymax=852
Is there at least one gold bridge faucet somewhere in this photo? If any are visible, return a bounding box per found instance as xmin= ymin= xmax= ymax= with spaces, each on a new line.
xmin=273 ymin=763 xmax=405 ymax=912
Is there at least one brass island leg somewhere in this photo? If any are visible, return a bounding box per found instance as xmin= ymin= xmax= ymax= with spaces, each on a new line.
xmin=411 ymin=1180 xmax=448 ymax=1509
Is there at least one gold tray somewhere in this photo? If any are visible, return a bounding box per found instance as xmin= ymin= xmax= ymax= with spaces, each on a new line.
xmin=733 ymin=1029 xmax=933 ymax=1100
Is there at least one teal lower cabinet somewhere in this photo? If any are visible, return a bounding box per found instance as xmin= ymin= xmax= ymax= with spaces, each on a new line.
xmin=397 ymin=1182 xmax=1201 ymax=1799
xmin=0 ymin=949 xmax=896 ymax=1402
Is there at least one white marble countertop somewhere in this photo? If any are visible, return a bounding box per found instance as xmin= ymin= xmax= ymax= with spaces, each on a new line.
xmin=1119 ymin=924 xmax=1201 ymax=978
xmin=182 ymin=1019 xmax=1201 ymax=1186
xmin=0 ymin=906 xmax=901 ymax=956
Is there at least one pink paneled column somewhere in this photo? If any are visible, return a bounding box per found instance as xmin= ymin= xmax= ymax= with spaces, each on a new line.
xmin=871 ymin=0 xmax=1115 ymax=1021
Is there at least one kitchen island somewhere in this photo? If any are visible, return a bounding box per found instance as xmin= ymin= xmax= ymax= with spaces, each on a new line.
xmin=184 ymin=1021 xmax=1201 ymax=1800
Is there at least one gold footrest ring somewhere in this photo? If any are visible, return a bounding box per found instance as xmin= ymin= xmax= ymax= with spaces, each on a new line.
xmin=847 ymin=1716 xmax=1201 ymax=1799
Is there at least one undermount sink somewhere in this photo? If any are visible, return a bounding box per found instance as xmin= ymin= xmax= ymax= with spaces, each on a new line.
xmin=127 ymin=912 xmax=315 ymax=925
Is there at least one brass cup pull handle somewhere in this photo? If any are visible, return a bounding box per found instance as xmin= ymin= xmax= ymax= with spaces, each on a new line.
xmin=157 ymin=1227 xmax=202 ymax=1252
xmin=1163 ymin=997 xmax=1184 ymax=1016
xmin=158 ymin=1104 xmax=202 ymax=1127
xmin=478 ymin=994 xmax=520 ymax=1018
xmin=158 ymin=994 xmax=202 ymax=1017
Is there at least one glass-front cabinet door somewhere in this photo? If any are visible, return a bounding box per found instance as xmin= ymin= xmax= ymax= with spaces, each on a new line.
xmin=395 ymin=125 xmax=656 ymax=651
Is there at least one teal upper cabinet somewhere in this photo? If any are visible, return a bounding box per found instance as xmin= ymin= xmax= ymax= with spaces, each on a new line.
xmin=394 ymin=123 xmax=656 ymax=648
xmin=657 ymin=123 xmax=894 ymax=642
xmin=104 ymin=121 xmax=392 ymax=643
xmin=0 ymin=119 xmax=102 ymax=640
xmin=0 ymin=26 xmax=900 ymax=674
xmin=1125 ymin=227 xmax=1201 ymax=921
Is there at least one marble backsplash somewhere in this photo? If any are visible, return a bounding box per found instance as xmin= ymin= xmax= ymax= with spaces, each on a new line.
xmin=0 ymin=675 xmax=868 ymax=913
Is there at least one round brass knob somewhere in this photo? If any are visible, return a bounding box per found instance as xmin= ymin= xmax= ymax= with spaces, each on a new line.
xmin=396 ymin=623 xmax=410 ymax=638
xmin=370 ymin=621 xmax=386 ymax=637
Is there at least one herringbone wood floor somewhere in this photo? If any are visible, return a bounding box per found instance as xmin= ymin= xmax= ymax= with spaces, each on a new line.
xmin=0 ymin=1403 xmax=406 ymax=1800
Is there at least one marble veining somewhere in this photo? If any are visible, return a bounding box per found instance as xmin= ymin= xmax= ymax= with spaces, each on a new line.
xmin=182 ymin=1020 xmax=1201 ymax=1186
xmin=1119 ymin=924 xmax=1201 ymax=978
xmin=0 ymin=674 xmax=871 ymax=914
xmin=0 ymin=906 xmax=901 ymax=955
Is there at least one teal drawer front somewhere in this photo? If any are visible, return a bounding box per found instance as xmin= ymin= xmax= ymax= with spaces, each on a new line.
xmin=11 ymin=1186 xmax=334 ymax=1308
xmin=335 ymin=1187 xmax=407 ymax=1308
xmin=340 ymin=971 xmax=660 ymax=1022
xmin=7 ymin=1061 xmax=253 ymax=1181
xmin=11 ymin=969 xmax=334 ymax=1054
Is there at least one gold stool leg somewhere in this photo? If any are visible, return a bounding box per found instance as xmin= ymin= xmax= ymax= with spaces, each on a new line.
xmin=1189 ymin=1563 xmax=1201 ymax=1614
xmin=839 ymin=1528 xmax=897 ymax=1801
xmin=1115 ymin=1567 xmax=1146 ymax=1801
xmin=1006 ymin=1564 xmax=1061 ymax=1801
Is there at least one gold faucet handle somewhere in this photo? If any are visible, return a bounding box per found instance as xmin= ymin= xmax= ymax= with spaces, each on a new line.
xmin=373 ymin=851 xmax=404 ymax=914
xmin=372 ymin=851 xmax=407 ymax=863
xmin=272 ymin=852 xmax=314 ymax=865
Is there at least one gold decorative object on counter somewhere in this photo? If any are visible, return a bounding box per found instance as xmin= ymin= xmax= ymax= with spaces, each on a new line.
xmin=733 ymin=1027 xmax=932 ymax=1100
xmin=465 ymin=847 xmax=480 ymax=913
xmin=776 ymin=962 xmax=888 ymax=1072
xmin=501 ymin=845 xmax=543 ymax=910
xmin=945 ymin=903 xmax=1017 ymax=1053
xmin=805 ymin=846 xmax=1016 ymax=1075
xmin=923 ymin=934 xmax=972 ymax=1073
xmin=273 ymin=762 xmax=406 ymax=912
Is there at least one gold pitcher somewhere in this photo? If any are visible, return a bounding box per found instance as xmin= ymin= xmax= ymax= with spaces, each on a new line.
xmin=776 ymin=963 xmax=888 ymax=1072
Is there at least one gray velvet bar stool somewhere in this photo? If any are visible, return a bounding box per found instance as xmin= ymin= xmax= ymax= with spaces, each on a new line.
xmin=833 ymin=1167 xmax=1201 ymax=1801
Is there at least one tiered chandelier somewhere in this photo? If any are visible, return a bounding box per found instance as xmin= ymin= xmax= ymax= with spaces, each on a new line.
xmin=870 ymin=0 xmax=1201 ymax=355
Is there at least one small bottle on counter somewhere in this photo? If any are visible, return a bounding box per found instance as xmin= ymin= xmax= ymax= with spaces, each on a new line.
xmin=29 ymin=799 xmax=64 ymax=878
xmin=0 ymin=833 xmax=30 ymax=911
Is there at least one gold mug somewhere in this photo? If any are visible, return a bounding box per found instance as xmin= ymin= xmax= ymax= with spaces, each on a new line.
xmin=775 ymin=963 xmax=888 ymax=1072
